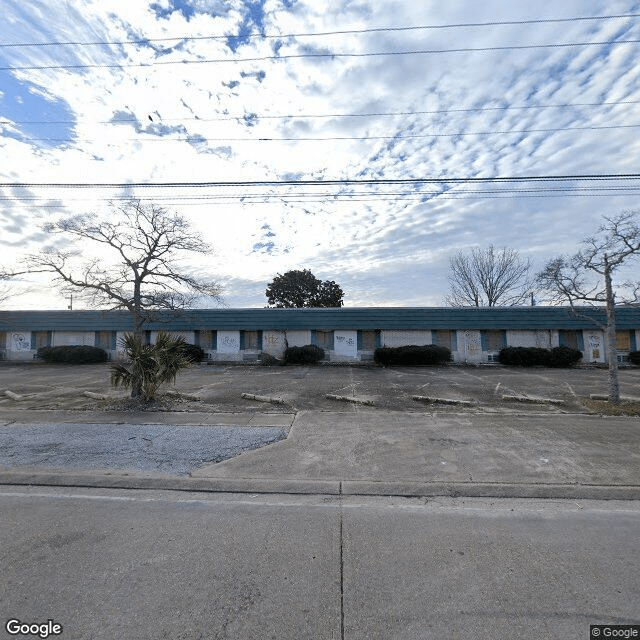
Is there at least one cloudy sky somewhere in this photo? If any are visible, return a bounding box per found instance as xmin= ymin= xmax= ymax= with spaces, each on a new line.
xmin=2 ymin=0 xmax=640 ymax=309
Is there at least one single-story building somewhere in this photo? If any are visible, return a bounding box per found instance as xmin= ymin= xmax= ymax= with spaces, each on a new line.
xmin=0 ymin=307 xmax=638 ymax=364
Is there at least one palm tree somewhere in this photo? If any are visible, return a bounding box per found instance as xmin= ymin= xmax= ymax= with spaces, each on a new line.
xmin=111 ymin=332 xmax=191 ymax=401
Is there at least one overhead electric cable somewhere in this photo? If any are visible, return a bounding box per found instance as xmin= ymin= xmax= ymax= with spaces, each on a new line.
xmin=3 ymin=39 xmax=640 ymax=71
xmin=13 ymin=122 xmax=640 ymax=145
xmin=2 ymin=174 xmax=640 ymax=189
xmin=0 ymin=13 xmax=637 ymax=48
xmin=3 ymin=99 xmax=638 ymax=127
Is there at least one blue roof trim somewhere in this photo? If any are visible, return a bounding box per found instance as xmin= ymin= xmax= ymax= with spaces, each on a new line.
xmin=0 ymin=307 xmax=639 ymax=331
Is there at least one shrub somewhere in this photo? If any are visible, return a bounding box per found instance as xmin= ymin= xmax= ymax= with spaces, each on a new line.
xmin=497 ymin=347 xmax=550 ymax=367
xmin=498 ymin=346 xmax=582 ymax=367
xmin=628 ymin=351 xmax=640 ymax=365
xmin=374 ymin=345 xmax=452 ymax=366
xmin=37 ymin=345 xmax=108 ymax=364
xmin=260 ymin=353 xmax=282 ymax=366
xmin=181 ymin=343 xmax=206 ymax=363
xmin=548 ymin=346 xmax=583 ymax=368
xmin=283 ymin=345 xmax=325 ymax=365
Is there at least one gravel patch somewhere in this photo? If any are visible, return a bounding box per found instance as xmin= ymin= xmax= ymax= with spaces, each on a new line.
xmin=0 ymin=423 xmax=287 ymax=475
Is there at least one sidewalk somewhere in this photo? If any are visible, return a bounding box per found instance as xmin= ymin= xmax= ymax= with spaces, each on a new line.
xmin=0 ymin=407 xmax=639 ymax=499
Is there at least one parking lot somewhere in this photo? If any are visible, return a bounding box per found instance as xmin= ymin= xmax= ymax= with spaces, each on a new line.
xmin=1 ymin=361 xmax=639 ymax=414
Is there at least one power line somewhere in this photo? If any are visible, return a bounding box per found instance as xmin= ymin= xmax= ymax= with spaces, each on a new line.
xmin=3 ymin=39 xmax=640 ymax=71
xmin=11 ymin=122 xmax=640 ymax=145
xmin=3 ymin=99 xmax=638 ymax=127
xmin=1 ymin=14 xmax=637 ymax=48
xmin=3 ymin=174 xmax=640 ymax=189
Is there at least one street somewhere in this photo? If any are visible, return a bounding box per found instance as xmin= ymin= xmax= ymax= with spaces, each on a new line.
xmin=1 ymin=487 xmax=638 ymax=640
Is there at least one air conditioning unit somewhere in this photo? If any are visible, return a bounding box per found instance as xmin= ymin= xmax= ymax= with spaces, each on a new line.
xmin=487 ymin=353 xmax=500 ymax=363
xmin=617 ymin=354 xmax=629 ymax=363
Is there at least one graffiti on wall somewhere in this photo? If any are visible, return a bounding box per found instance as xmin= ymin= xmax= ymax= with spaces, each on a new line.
xmin=220 ymin=336 xmax=239 ymax=349
xmin=11 ymin=333 xmax=30 ymax=351
xmin=587 ymin=333 xmax=601 ymax=359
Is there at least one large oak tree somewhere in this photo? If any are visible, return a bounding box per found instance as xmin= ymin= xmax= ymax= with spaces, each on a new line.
xmin=266 ymin=269 xmax=344 ymax=307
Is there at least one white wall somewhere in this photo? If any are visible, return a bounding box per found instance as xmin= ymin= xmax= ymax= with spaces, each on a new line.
xmin=334 ymin=330 xmax=358 ymax=358
xmin=381 ymin=330 xmax=431 ymax=347
xmin=52 ymin=331 xmax=95 ymax=347
xmin=458 ymin=330 xmax=482 ymax=363
xmin=283 ymin=330 xmax=311 ymax=347
xmin=506 ymin=330 xmax=556 ymax=348
xmin=262 ymin=331 xmax=285 ymax=356
xmin=217 ymin=330 xmax=240 ymax=353
xmin=584 ymin=330 xmax=605 ymax=363
xmin=150 ymin=330 xmax=195 ymax=344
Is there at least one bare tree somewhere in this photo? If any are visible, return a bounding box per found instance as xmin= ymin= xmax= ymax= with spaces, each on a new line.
xmin=446 ymin=245 xmax=533 ymax=307
xmin=9 ymin=200 xmax=222 ymax=338
xmin=537 ymin=211 xmax=640 ymax=403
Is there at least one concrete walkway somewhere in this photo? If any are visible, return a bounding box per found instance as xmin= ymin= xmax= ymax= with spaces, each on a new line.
xmin=0 ymin=408 xmax=638 ymax=499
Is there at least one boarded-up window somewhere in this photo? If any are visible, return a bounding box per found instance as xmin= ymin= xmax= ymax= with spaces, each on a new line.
xmin=358 ymin=330 xmax=380 ymax=351
xmin=194 ymin=330 xmax=217 ymax=349
xmin=559 ymin=330 xmax=582 ymax=350
xmin=240 ymin=330 xmax=262 ymax=351
xmin=481 ymin=330 xmax=506 ymax=352
xmin=30 ymin=331 xmax=52 ymax=349
xmin=312 ymin=330 xmax=334 ymax=350
xmin=95 ymin=331 xmax=117 ymax=351
xmin=615 ymin=330 xmax=631 ymax=351
xmin=432 ymin=330 xmax=457 ymax=351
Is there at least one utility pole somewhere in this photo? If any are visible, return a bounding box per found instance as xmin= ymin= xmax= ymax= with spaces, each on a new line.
xmin=67 ymin=294 xmax=73 ymax=310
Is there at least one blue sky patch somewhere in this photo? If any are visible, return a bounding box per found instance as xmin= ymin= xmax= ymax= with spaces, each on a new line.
xmin=150 ymin=0 xmax=197 ymax=21
xmin=226 ymin=0 xmax=267 ymax=52
xmin=0 ymin=71 xmax=75 ymax=148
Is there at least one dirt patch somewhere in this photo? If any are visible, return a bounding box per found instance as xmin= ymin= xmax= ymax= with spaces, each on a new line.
xmin=579 ymin=397 xmax=640 ymax=416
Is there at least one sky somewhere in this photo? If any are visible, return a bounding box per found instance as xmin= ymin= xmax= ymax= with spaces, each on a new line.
xmin=2 ymin=0 xmax=640 ymax=309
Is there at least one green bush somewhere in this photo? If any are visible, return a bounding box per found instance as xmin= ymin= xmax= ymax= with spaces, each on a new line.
xmin=181 ymin=343 xmax=206 ymax=363
xmin=37 ymin=345 xmax=109 ymax=364
xmin=374 ymin=345 xmax=452 ymax=366
xmin=260 ymin=353 xmax=282 ymax=366
xmin=498 ymin=346 xmax=582 ymax=367
xmin=498 ymin=347 xmax=550 ymax=366
xmin=283 ymin=345 xmax=325 ymax=364
xmin=548 ymin=346 xmax=583 ymax=367
xmin=628 ymin=351 xmax=640 ymax=365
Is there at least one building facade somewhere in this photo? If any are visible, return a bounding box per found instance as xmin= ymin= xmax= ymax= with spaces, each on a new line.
xmin=0 ymin=307 xmax=638 ymax=364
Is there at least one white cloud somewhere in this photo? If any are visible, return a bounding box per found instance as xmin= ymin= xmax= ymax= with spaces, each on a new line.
xmin=1 ymin=0 xmax=640 ymax=309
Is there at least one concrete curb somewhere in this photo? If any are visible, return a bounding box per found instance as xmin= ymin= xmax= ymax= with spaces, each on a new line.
xmin=325 ymin=394 xmax=375 ymax=406
xmin=1 ymin=470 xmax=638 ymax=500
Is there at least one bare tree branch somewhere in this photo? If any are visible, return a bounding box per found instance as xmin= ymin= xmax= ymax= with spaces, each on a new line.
xmin=536 ymin=210 xmax=640 ymax=402
xmin=446 ymin=245 xmax=533 ymax=307
xmin=20 ymin=200 xmax=222 ymax=334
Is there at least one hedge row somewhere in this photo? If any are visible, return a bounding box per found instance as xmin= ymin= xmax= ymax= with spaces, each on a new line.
xmin=629 ymin=351 xmax=640 ymax=365
xmin=283 ymin=345 xmax=325 ymax=364
xmin=374 ymin=345 xmax=452 ymax=366
xmin=497 ymin=346 xmax=583 ymax=368
xmin=37 ymin=345 xmax=109 ymax=364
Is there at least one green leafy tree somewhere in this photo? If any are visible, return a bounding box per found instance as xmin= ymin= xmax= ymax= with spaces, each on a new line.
xmin=266 ymin=269 xmax=344 ymax=307
xmin=111 ymin=332 xmax=191 ymax=401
